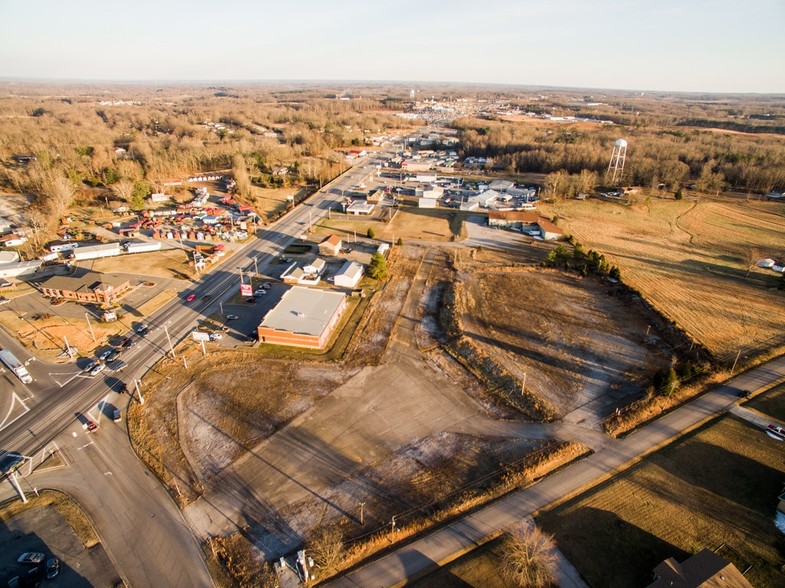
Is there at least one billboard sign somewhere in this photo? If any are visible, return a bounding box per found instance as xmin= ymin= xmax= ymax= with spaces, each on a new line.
xmin=240 ymin=283 xmax=253 ymax=297
xmin=191 ymin=331 xmax=210 ymax=342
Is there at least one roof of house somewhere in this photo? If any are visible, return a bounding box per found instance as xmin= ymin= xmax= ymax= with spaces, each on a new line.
xmin=536 ymin=218 xmax=563 ymax=235
xmin=37 ymin=270 xmax=129 ymax=293
xmin=489 ymin=179 xmax=515 ymax=191
xmin=335 ymin=261 xmax=364 ymax=281
xmin=260 ymin=286 xmax=346 ymax=336
xmin=648 ymin=549 xmax=752 ymax=588
xmin=488 ymin=210 xmax=539 ymax=223
xmin=321 ymin=234 xmax=342 ymax=247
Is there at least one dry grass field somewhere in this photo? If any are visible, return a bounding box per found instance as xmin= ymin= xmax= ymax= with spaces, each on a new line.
xmin=536 ymin=414 xmax=785 ymax=588
xmin=456 ymin=267 xmax=671 ymax=420
xmin=540 ymin=197 xmax=785 ymax=361
xmin=314 ymin=207 xmax=457 ymax=242
xmin=91 ymin=248 xmax=196 ymax=280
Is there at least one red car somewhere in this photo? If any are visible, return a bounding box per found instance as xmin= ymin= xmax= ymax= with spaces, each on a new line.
xmin=186 ymin=293 xmax=197 ymax=302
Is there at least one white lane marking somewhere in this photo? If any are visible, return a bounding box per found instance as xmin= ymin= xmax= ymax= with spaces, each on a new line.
xmin=49 ymin=371 xmax=86 ymax=388
xmin=0 ymin=392 xmax=31 ymax=431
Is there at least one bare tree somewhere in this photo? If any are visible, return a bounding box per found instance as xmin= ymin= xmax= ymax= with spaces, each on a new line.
xmin=40 ymin=172 xmax=76 ymax=219
xmin=112 ymin=179 xmax=135 ymax=202
xmin=500 ymin=522 xmax=558 ymax=588
xmin=232 ymin=154 xmax=251 ymax=198
xmin=308 ymin=526 xmax=345 ymax=576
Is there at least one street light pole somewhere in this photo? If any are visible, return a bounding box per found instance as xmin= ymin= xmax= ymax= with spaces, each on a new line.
xmin=134 ymin=379 xmax=144 ymax=405
xmin=85 ymin=312 xmax=96 ymax=343
xmin=163 ymin=323 xmax=176 ymax=358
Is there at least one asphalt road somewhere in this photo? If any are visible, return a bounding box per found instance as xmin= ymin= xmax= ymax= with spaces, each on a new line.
xmin=327 ymin=355 xmax=785 ymax=587
xmin=0 ymin=151 xmax=390 ymax=585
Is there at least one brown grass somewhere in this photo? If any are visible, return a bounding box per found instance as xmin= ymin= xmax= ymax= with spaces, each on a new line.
xmin=0 ymin=310 xmax=126 ymax=360
xmin=541 ymin=197 xmax=785 ymax=361
xmin=537 ymin=414 xmax=785 ymax=588
xmin=315 ymin=442 xmax=589 ymax=585
xmin=0 ymin=489 xmax=100 ymax=548
xmin=91 ymin=248 xmax=196 ymax=280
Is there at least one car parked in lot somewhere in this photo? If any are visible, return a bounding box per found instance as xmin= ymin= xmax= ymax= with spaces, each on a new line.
xmin=17 ymin=553 xmax=46 ymax=565
xmin=226 ymin=314 xmax=239 ymax=320
xmin=46 ymin=557 xmax=60 ymax=579
xmin=254 ymin=289 xmax=266 ymax=296
xmin=186 ymin=293 xmax=197 ymax=302
xmin=246 ymin=297 xmax=257 ymax=304
xmin=209 ymin=332 xmax=223 ymax=341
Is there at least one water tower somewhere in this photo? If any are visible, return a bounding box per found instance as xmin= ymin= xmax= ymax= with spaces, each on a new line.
xmin=608 ymin=138 xmax=627 ymax=184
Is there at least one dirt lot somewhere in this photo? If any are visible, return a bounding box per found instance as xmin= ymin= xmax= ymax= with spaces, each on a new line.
xmin=536 ymin=413 xmax=785 ymax=588
xmin=541 ymin=197 xmax=785 ymax=361
xmin=456 ymin=266 xmax=671 ymax=421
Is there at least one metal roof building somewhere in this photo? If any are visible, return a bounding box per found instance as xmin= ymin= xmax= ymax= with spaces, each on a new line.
xmin=257 ymin=286 xmax=348 ymax=349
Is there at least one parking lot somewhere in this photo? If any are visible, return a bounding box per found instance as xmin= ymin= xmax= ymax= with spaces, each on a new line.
xmin=0 ymin=501 xmax=118 ymax=587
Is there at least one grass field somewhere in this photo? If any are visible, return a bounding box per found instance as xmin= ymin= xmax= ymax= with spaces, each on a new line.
xmin=409 ymin=537 xmax=514 ymax=588
xmin=314 ymin=206 xmax=457 ymax=242
xmin=541 ymin=197 xmax=785 ymax=360
xmin=747 ymin=382 xmax=785 ymax=423
xmin=536 ymin=414 xmax=785 ymax=588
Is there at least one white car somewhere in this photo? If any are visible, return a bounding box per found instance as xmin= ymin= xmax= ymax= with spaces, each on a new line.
xmin=90 ymin=363 xmax=106 ymax=376
xmin=254 ymin=289 xmax=267 ymax=296
xmin=209 ymin=333 xmax=223 ymax=341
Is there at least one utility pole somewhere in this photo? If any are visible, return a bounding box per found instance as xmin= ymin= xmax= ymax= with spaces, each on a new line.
xmin=521 ymin=372 xmax=527 ymax=395
xmin=359 ymin=502 xmax=365 ymax=525
xmin=390 ymin=516 xmax=397 ymax=533
xmin=183 ymin=355 xmax=188 ymax=370
xmin=200 ymin=339 xmax=206 ymax=356
xmin=85 ymin=313 xmax=96 ymax=342
xmin=731 ymin=349 xmax=742 ymax=375
xmin=134 ymin=379 xmax=144 ymax=405
xmin=253 ymin=256 xmax=258 ymax=276
xmin=220 ymin=300 xmax=224 ymax=315
xmin=63 ymin=336 xmax=73 ymax=359
xmin=163 ymin=323 xmax=176 ymax=358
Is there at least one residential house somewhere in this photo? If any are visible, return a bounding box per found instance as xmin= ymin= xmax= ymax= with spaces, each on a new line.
xmin=318 ymin=234 xmax=343 ymax=256
xmin=333 ymin=261 xmax=364 ymax=288
xmin=647 ymin=549 xmax=752 ymax=588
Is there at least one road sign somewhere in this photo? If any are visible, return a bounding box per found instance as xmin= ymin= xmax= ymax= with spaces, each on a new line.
xmin=240 ymin=283 xmax=253 ymax=297
xmin=191 ymin=331 xmax=210 ymax=342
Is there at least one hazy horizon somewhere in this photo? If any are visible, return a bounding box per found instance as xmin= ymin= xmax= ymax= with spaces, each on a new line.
xmin=1 ymin=0 xmax=783 ymax=94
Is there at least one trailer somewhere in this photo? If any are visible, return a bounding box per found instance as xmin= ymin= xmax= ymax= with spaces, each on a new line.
xmin=124 ymin=241 xmax=162 ymax=254
xmin=71 ymin=243 xmax=121 ymax=261
xmin=0 ymin=349 xmax=33 ymax=384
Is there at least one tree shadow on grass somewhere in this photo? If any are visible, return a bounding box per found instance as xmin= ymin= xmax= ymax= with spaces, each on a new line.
xmin=538 ymin=506 xmax=686 ymax=588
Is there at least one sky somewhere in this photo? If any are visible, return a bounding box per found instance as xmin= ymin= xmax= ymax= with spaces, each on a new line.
xmin=0 ymin=0 xmax=783 ymax=93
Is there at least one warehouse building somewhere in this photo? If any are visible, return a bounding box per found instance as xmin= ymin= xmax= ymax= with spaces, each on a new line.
xmin=257 ymin=286 xmax=347 ymax=349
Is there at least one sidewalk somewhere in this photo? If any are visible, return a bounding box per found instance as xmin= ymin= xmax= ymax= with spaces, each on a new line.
xmin=328 ymin=355 xmax=785 ymax=587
